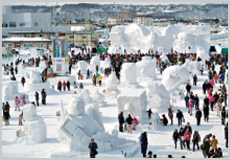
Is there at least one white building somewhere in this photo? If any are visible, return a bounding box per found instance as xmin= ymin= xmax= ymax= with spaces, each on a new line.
xmin=133 ymin=15 xmax=152 ymax=26
xmin=108 ymin=18 xmax=123 ymax=26
xmin=152 ymin=19 xmax=177 ymax=27
xmin=2 ymin=5 xmax=72 ymax=38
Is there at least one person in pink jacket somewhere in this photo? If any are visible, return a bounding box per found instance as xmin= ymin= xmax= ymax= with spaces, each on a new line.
xmin=189 ymin=99 xmax=193 ymax=116
xmin=14 ymin=96 xmax=20 ymax=111
xmin=209 ymin=80 xmax=215 ymax=87
xmin=208 ymin=88 xmax=213 ymax=97
xmin=184 ymin=129 xmax=191 ymax=150
xmin=209 ymin=94 xmax=215 ymax=111
xmin=132 ymin=117 xmax=139 ymax=130
xmin=21 ymin=94 xmax=26 ymax=104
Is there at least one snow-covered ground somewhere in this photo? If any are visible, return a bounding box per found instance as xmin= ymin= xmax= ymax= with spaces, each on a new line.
xmin=2 ymin=60 xmax=228 ymax=158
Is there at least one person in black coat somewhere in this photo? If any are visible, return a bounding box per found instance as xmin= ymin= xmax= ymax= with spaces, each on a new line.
xmin=3 ymin=110 xmax=10 ymax=125
xmin=203 ymin=105 xmax=209 ymax=122
xmin=140 ymin=132 xmax=148 ymax=157
xmin=179 ymin=127 xmax=185 ymax=149
xmin=195 ymin=108 xmax=202 ymax=126
xmin=57 ymin=81 xmax=62 ymax=91
xmin=66 ymin=80 xmax=71 ymax=91
xmin=87 ymin=69 xmax=90 ymax=79
xmin=146 ymin=108 xmax=153 ymax=119
xmin=214 ymin=92 xmax=219 ymax=104
xmin=193 ymin=74 xmax=197 ymax=86
xmin=184 ymin=122 xmax=192 ymax=134
xmin=79 ymin=83 xmax=84 ymax=89
xmin=186 ymin=83 xmax=191 ymax=95
xmin=203 ymin=96 xmax=209 ymax=108
xmin=161 ymin=114 xmax=168 ymax=126
xmin=193 ymin=94 xmax=199 ymax=109
xmin=224 ymin=122 xmax=228 ymax=148
xmin=88 ymin=139 xmax=98 ymax=158
xmin=34 ymin=91 xmax=39 ymax=106
xmin=221 ymin=106 xmax=226 ymax=125
xmin=176 ymin=110 xmax=184 ymax=126
xmin=15 ymin=66 xmax=18 ymax=74
xmin=126 ymin=114 xmax=133 ymax=133
xmin=21 ymin=76 xmax=26 ymax=87
xmin=202 ymin=82 xmax=207 ymax=95
xmin=118 ymin=112 xmax=125 ymax=132
xmin=172 ymin=129 xmax=179 ymax=149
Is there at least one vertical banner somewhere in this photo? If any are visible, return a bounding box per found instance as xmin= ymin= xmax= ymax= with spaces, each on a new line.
xmin=54 ymin=39 xmax=61 ymax=57
xmin=65 ymin=39 xmax=68 ymax=57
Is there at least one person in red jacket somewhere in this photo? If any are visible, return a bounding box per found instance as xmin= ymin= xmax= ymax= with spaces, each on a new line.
xmin=62 ymin=81 xmax=67 ymax=91
xmin=184 ymin=129 xmax=191 ymax=150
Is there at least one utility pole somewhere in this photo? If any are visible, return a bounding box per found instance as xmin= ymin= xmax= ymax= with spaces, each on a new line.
xmin=106 ymin=13 xmax=108 ymax=48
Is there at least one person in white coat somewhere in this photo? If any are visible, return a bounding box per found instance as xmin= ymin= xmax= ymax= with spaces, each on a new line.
xmin=215 ymin=100 xmax=222 ymax=116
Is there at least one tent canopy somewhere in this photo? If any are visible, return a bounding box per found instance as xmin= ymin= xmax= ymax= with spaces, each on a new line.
xmin=97 ymin=47 xmax=107 ymax=54
xmin=221 ymin=48 xmax=228 ymax=56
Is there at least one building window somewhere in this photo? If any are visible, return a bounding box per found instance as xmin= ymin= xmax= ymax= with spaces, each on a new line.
xmin=24 ymin=34 xmax=27 ymax=37
xmin=24 ymin=43 xmax=33 ymax=48
xmin=70 ymin=36 xmax=74 ymax=39
xmin=20 ymin=23 xmax=25 ymax=27
xmin=83 ymin=36 xmax=87 ymax=39
xmin=2 ymin=35 xmax=7 ymax=38
xmin=34 ymin=22 xmax=38 ymax=26
xmin=2 ymin=23 xmax=8 ymax=27
xmin=15 ymin=34 xmax=19 ymax=37
xmin=9 ymin=22 xmax=16 ymax=27
xmin=16 ymin=44 xmax=20 ymax=48
xmin=38 ymin=43 xmax=42 ymax=48
xmin=8 ymin=43 xmax=12 ymax=47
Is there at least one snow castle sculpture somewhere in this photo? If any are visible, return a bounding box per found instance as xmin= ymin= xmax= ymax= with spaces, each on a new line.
xmin=92 ymin=90 xmax=106 ymax=106
xmin=58 ymin=96 xmax=136 ymax=152
xmin=120 ymin=63 xmax=137 ymax=85
xmin=90 ymin=55 xmax=100 ymax=73
xmin=77 ymin=61 xmax=88 ymax=75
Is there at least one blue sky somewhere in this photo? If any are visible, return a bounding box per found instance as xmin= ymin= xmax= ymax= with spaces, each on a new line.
xmin=2 ymin=2 xmax=227 ymax=6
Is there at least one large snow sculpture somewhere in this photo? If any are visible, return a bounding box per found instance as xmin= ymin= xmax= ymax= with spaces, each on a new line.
xmin=105 ymin=72 xmax=118 ymax=91
xmin=24 ymin=70 xmax=50 ymax=91
xmin=136 ymin=56 xmax=156 ymax=79
xmin=117 ymin=88 xmax=148 ymax=124
xmin=162 ymin=73 xmax=181 ymax=91
xmin=145 ymin=82 xmax=170 ymax=111
xmin=120 ymin=63 xmax=137 ymax=85
xmin=76 ymin=61 xmax=88 ymax=75
xmin=22 ymin=104 xmax=47 ymax=143
xmin=160 ymin=53 xmax=169 ymax=62
xmin=163 ymin=65 xmax=189 ymax=84
xmin=58 ymin=96 xmax=136 ymax=152
xmin=2 ymin=81 xmax=19 ymax=101
xmin=197 ymin=48 xmax=209 ymax=62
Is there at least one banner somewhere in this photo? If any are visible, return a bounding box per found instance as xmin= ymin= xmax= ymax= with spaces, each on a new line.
xmin=56 ymin=64 xmax=62 ymax=71
xmin=65 ymin=57 xmax=69 ymax=64
xmin=54 ymin=39 xmax=61 ymax=57
xmin=65 ymin=39 xmax=68 ymax=57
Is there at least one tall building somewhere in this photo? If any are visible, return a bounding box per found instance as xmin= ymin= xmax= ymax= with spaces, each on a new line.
xmin=120 ymin=10 xmax=136 ymax=20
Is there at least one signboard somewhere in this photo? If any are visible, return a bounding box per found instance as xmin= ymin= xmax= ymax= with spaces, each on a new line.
xmin=54 ymin=39 xmax=61 ymax=57
xmin=65 ymin=57 xmax=69 ymax=64
xmin=53 ymin=58 xmax=64 ymax=63
xmin=56 ymin=64 xmax=62 ymax=71
xmin=56 ymin=111 xmax=61 ymax=116
xmin=16 ymin=129 xmax=22 ymax=137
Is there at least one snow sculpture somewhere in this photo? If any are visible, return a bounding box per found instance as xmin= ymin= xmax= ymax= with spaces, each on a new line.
xmin=145 ymin=82 xmax=170 ymax=110
xmin=100 ymin=57 xmax=111 ymax=70
xmin=22 ymin=104 xmax=47 ymax=143
xmin=58 ymin=96 xmax=136 ymax=152
xmin=117 ymin=88 xmax=148 ymax=124
xmin=92 ymin=90 xmax=106 ymax=106
xmin=163 ymin=65 xmax=189 ymax=84
xmin=18 ymin=64 xmax=26 ymax=74
xmin=90 ymin=55 xmax=100 ymax=73
xmin=121 ymin=63 xmax=137 ymax=85
xmin=160 ymin=52 xmax=169 ymax=62
xmin=105 ymin=72 xmax=118 ymax=91
xmin=77 ymin=61 xmax=88 ymax=75
xmin=24 ymin=70 xmax=50 ymax=91
xmin=2 ymin=81 xmax=19 ymax=101
xmin=39 ymin=61 xmax=47 ymax=71
xmin=136 ymin=56 xmax=156 ymax=79
xmin=162 ymin=73 xmax=181 ymax=91
xmin=79 ymin=89 xmax=93 ymax=104
xmin=197 ymin=48 xmax=209 ymax=62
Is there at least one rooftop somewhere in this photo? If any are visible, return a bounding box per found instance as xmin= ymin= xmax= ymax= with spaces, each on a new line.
xmin=8 ymin=31 xmax=54 ymax=34
xmin=66 ymin=30 xmax=96 ymax=34
xmin=2 ymin=37 xmax=51 ymax=42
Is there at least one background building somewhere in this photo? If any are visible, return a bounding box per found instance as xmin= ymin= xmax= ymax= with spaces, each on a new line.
xmin=133 ymin=15 xmax=152 ymax=26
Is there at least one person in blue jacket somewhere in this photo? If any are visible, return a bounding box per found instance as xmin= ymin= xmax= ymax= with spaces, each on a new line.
xmin=140 ymin=132 xmax=148 ymax=157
